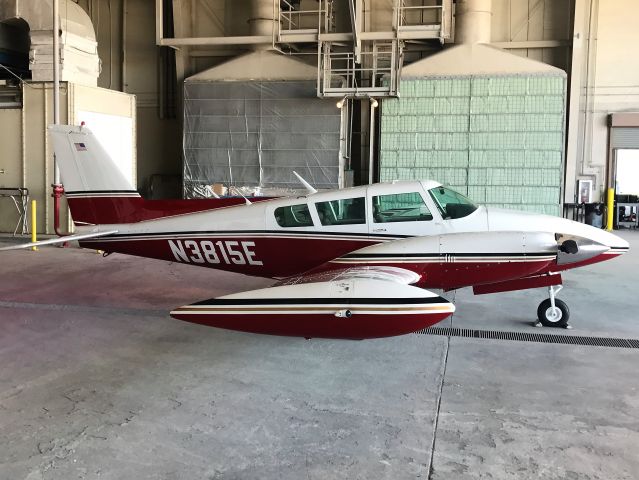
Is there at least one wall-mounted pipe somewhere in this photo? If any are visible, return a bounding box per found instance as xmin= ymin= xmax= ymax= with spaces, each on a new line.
xmin=53 ymin=0 xmax=60 ymax=181
xmin=368 ymin=97 xmax=378 ymax=185
xmin=52 ymin=0 xmax=70 ymax=237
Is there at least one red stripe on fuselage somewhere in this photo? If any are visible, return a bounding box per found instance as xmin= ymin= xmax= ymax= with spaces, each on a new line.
xmin=80 ymin=235 xmax=382 ymax=278
xmin=82 ymin=234 xmax=556 ymax=287
xmin=540 ymin=252 xmax=623 ymax=273
xmin=170 ymin=311 xmax=453 ymax=339
xmin=314 ymin=259 xmax=555 ymax=290
xmin=67 ymin=196 xmax=273 ymax=225
xmin=80 ymin=232 xmax=624 ymax=289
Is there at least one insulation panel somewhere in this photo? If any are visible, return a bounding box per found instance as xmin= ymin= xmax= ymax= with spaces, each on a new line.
xmin=380 ymin=74 xmax=566 ymax=215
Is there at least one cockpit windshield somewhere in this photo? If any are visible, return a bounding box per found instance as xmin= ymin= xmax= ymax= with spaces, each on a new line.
xmin=428 ymin=186 xmax=478 ymax=219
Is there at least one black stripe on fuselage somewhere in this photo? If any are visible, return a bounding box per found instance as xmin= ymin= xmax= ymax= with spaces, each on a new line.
xmin=81 ymin=230 xmax=410 ymax=240
xmin=65 ymin=190 xmax=140 ymax=195
xmin=191 ymin=297 xmax=451 ymax=306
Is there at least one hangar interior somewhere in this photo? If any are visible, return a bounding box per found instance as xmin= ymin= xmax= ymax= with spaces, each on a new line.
xmin=0 ymin=0 xmax=638 ymax=232
xmin=1 ymin=1 xmax=639 ymax=479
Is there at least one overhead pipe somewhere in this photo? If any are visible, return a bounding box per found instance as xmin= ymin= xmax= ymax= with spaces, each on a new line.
xmin=455 ymin=0 xmax=492 ymax=44
xmin=248 ymin=0 xmax=277 ymax=50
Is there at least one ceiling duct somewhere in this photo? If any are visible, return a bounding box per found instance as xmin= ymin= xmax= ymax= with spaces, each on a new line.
xmin=455 ymin=0 xmax=492 ymax=44
xmin=0 ymin=0 xmax=100 ymax=86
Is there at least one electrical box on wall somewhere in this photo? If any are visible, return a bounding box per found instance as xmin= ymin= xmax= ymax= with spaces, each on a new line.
xmin=577 ymin=179 xmax=593 ymax=203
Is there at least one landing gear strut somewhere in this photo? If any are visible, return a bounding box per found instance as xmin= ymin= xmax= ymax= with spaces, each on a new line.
xmin=536 ymin=285 xmax=570 ymax=328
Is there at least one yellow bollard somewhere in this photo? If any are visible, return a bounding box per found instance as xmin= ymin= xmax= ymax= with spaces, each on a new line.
xmin=606 ymin=188 xmax=615 ymax=231
xmin=31 ymin=199 xmax=37 ymax=251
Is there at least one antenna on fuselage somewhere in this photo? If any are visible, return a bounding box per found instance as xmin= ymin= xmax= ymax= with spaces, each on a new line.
xmin=293 ymin=171 xmax=317 ymax=195
xmin=236 ymin=190 xmax=253 ymax=205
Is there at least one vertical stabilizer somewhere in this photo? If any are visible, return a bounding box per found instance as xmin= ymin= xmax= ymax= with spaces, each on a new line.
xmin=48 ymin=124 xmax=137 ymax=195
xmin=48 ymin=124 xmax=141 ymax=225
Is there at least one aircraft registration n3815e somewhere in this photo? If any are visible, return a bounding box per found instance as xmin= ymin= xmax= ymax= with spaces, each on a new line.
xmin=6 ymin=125 xmax=628 ymax=339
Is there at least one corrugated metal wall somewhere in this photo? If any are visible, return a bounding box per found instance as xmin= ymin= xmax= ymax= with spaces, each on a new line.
xmin=380 ymin=74 xmax=566 ymax=215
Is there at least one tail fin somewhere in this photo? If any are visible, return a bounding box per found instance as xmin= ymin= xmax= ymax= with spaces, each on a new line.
xmin=48 ymin=124 xmax=142 ymax=225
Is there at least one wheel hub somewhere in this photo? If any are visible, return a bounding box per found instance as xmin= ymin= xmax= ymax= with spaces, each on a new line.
xmin=545 ymin=306 xmax=562 ymax=322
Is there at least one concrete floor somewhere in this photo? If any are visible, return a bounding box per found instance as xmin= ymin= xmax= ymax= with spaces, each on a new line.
xmin=1 ymin=231 xmax=638 ymax=480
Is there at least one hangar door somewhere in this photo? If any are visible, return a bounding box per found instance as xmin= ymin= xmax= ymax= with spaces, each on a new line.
xmin=610 ymin=114 xmax=639 ymax=193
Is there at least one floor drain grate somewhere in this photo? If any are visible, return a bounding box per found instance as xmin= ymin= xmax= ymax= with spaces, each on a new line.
xmin=415 ymin=327 xmax=639 ymax=349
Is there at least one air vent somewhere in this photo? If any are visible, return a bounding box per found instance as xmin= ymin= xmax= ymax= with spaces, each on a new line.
xmin=415 ymin=327 xmax=639 ymax=349
xmin=0 ymin=87 xmax=22 ymax=108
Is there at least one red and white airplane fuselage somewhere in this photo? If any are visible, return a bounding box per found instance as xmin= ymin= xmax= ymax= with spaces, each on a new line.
xmin=24 ymin=125 xmax=627 ymax=339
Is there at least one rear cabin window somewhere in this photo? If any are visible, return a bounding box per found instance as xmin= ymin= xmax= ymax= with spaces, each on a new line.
xmin=372 ymin=192 xmax=433 ymax=223
xmin=315 ymin=197 xmax=366 ymax=226
xmin=274 ymin=204 xmax=314 ymax=227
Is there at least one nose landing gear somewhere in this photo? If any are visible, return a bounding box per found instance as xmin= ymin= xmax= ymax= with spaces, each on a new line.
xmin=536 ymin=285 xmax=570 ymax=328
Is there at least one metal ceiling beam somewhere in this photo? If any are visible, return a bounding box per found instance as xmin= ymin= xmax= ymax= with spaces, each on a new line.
xmin=158 ymin=34 xmax=567 ymax=50
xmin=491 ymin=39 xmax=571 ymax=49
xmin=159 ymin=35 xmax=273 ymax=46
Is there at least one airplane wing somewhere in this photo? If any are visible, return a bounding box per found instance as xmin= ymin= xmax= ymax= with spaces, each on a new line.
xmin=170 ymin=265 xmax=455 ymax=340
xmin=275 ymin=265 xmax=422 ymax=287
xmin=0 ymin=230 xmax=118 ymax=251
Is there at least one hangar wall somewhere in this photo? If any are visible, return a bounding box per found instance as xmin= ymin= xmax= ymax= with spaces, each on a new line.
xmin=75 ymin=0 xmax=180 ymax=198
xmin=74 ymin=0 xmax=634 ymax=205
xmin=565 ymin=0 xmax=639 ymax=203
xmin=75 ymin=0 xmax=576 ymax=201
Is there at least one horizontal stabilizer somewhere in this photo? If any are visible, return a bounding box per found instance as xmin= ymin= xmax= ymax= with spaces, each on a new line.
xmin=0 ymin=230 xmax=118 ymax=251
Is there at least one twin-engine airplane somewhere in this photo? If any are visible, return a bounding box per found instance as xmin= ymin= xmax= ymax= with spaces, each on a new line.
xmin=5 ymin=125 xmax=628 ymax=339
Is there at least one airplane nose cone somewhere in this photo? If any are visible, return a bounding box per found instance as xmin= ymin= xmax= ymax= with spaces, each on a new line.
xmin=583 ymin=222 xmax=630 ymax=250
xmin=485 ymin=206 xmax=630 ymax=261
xmin=555 ymin=220 xmax=630 ymax=264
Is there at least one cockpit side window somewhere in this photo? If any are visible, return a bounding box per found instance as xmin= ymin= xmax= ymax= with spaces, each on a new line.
xmin=315 ymin=197 xmax=366 ymax=226
xmin=372 ymin=192 xmax=433 ymax=223
xmin=428 ymin=186 xmax=478 ymax=219
xmin=274 ymin=204 xmax=314 ymax=227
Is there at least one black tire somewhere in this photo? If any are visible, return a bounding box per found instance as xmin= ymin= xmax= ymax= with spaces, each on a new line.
xmin=537 ymin=298 xmax=570 ymax=328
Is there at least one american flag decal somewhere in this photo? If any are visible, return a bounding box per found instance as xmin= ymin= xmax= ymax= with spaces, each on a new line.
xmin=74 ymin=142 xmax=87 ymax=151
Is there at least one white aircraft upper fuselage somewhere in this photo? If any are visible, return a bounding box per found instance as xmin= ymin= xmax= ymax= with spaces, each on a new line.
xmin=83 ymin=179 xmax=627 ymax=277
